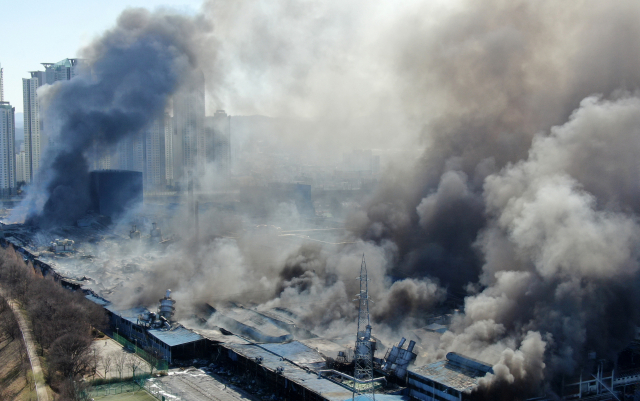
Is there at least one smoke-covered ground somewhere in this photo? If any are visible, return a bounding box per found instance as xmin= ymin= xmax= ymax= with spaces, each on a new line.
xmin=10 ymin=0 xmax=640 ymax=398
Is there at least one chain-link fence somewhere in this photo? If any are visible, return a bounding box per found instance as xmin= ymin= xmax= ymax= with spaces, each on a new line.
xmin=139 ymin=379 xmax=168 ymax=401
xmin=113 ymin=332 xmax=169 ymax=372
xmin=86 ymin=381 xmax=142 ymax=397
xmin=85 ymin=375 xmax=159 ymax=398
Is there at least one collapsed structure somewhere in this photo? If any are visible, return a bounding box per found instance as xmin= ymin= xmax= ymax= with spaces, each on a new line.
xmin=3 ymin=222 xmax=640 ymax=401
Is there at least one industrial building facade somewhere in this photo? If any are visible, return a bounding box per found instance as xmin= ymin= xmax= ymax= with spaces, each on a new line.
xmin=97 ymin=301 xmax=207 ymax=364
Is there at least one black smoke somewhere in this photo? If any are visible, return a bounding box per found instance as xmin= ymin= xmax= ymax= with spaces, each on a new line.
xmin=24 ymin=9 xmax=205 ymax=227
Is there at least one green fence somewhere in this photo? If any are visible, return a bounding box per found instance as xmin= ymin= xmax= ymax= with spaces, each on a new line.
xmin=85 ymin=375 xmax=160 ymax=399
xmin=86 ymin=380 xmax=142 ymax=397
xmin=113 ymin=332 xmax=169 ymax=372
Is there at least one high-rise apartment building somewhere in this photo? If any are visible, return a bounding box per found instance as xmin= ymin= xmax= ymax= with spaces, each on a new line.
xmin=144 ymin=114 xmax=168 ymax=190
xmin=0 ymin=63 xmax=4 ymax=101
xmin=22 ymin=58 xmax=84 ymax=183
xmin=0 ymin=101 xmax=16 ymax=197
xmin=164 ymin=115 xmax=174 ymax=187
xmin=172 ymin=72 xmax=205 ymax=188
xmin=16 ymin=147 xmax=27 ymax=184
xmin=22 ymin=76 xmax=40 ymax=183
xmin=205 ymin=110 xmax=231 ymax=176
xmin=115 ymin=134 xmax=144 ymax=172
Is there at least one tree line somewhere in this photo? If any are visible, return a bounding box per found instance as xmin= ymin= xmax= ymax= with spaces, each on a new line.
xmin=0 ymin=244 xmax=107 ymax=400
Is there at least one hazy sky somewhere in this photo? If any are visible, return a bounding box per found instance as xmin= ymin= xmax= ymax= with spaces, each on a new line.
xmin=0 ymin=0 xmax=202 ymax=114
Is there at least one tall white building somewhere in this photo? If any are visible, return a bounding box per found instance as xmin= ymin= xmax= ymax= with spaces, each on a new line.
xmin=22 ymin=76 xmax=40 ymax=183
xmin=22 ymin=58 xmax=84 ymax=183
xmin=0 ymin=101 xmax=16 ymax=197
xmin=16 ymin=144 xmax=27 ymax=184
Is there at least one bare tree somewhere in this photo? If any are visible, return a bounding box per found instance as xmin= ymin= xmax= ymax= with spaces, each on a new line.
xmin=114 ymin=351 xmax=127 ymax=379
xmin=89 ymin=346 xmax=101 ymax=380
xmin=142 ymin=346 xmax=164 ymax=376
xmin=126 ymin=354 xmax=142 ymax=380
xmin=102 ymin=352 xmax=114 ymax=380
xmin=0 ymin=307 xmax=19 ymax=341
xmin=49 ymin=333 xmax=92 ymax=379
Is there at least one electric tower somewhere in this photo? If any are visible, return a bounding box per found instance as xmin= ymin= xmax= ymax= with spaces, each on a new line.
xmin=353 ymin=254 xmax=375 ymax=400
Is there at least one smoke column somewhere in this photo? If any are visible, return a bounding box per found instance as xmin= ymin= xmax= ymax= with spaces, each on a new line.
xmin=17 ymin=9 xmax=209 ymax=227
xmin=13 ymin=0 xmax=640 ymax=398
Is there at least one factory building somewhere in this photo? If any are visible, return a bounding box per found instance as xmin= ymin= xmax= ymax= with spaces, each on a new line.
xmin=94 ymin=291 xmax=207 ymax=365
xmin=407 ymin=352 xmax=494 ymax=401
xmin=212 ymin=339 xmax=407 ymax=401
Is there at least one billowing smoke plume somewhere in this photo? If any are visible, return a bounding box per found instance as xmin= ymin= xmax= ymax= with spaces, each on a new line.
xmin=353 ymin=0 xmax=640 ymax=397
xmin=17 ymin=9 xmax=210 ymax=227
xmin=14 ymin=0 xmax=640 ymax=398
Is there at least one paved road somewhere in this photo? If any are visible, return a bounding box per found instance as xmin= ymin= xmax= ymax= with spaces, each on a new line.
xmin=0 ymin=290 xmax=49 ymax=401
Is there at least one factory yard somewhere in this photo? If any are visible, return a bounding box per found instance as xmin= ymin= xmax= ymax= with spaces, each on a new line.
xmin=147 ymin=368 xmax=258 ymax=401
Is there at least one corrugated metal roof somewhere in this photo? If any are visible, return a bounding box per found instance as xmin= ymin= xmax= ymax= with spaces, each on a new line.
xmin=409 ymin=353 xmax=493 ymax=393
xmin=224 ymin=342 xmax=354 ymax=401
xmin=299 ymin=338 xmax=346 ymax=359
xmin=191 ymin=328 xmax=252 ymax=344
xmin=260 ymin=341 xmax=326 ymax=367
xmin=212 ymin=307 xmax=292 ymax=342
xmin=105 ymin=305 xmax=149 ymax=325
xmin=411 ymin=360 xmax=478 ymax=393
xmin=148 ymin=326 xmax=204 ymax=347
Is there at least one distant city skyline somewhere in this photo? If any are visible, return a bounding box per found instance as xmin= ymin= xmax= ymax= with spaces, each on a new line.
xmin=0 ymin=0 xmax=202 ymax=114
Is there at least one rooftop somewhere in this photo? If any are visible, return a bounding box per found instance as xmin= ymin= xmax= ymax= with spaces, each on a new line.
xmin=105 ymin=304 xmax=150 ymax=325
xmin=224 ymin=342 xmax=355 ymax=401
xmin=190 ymin=327 xmax=252 ymax=345
xmin=409 ymin=352 xmax=493 ymax=393
xmin=148 ymin=326 xmax=204 ymax=347
xmin=260 ymin=341 xmax=326 ymax=368
xmin=211 ymin=306 xmax=293 ymax=342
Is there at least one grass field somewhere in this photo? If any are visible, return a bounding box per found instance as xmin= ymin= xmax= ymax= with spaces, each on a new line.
xmin=94 ymin=390 xmax=157 ymax=401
